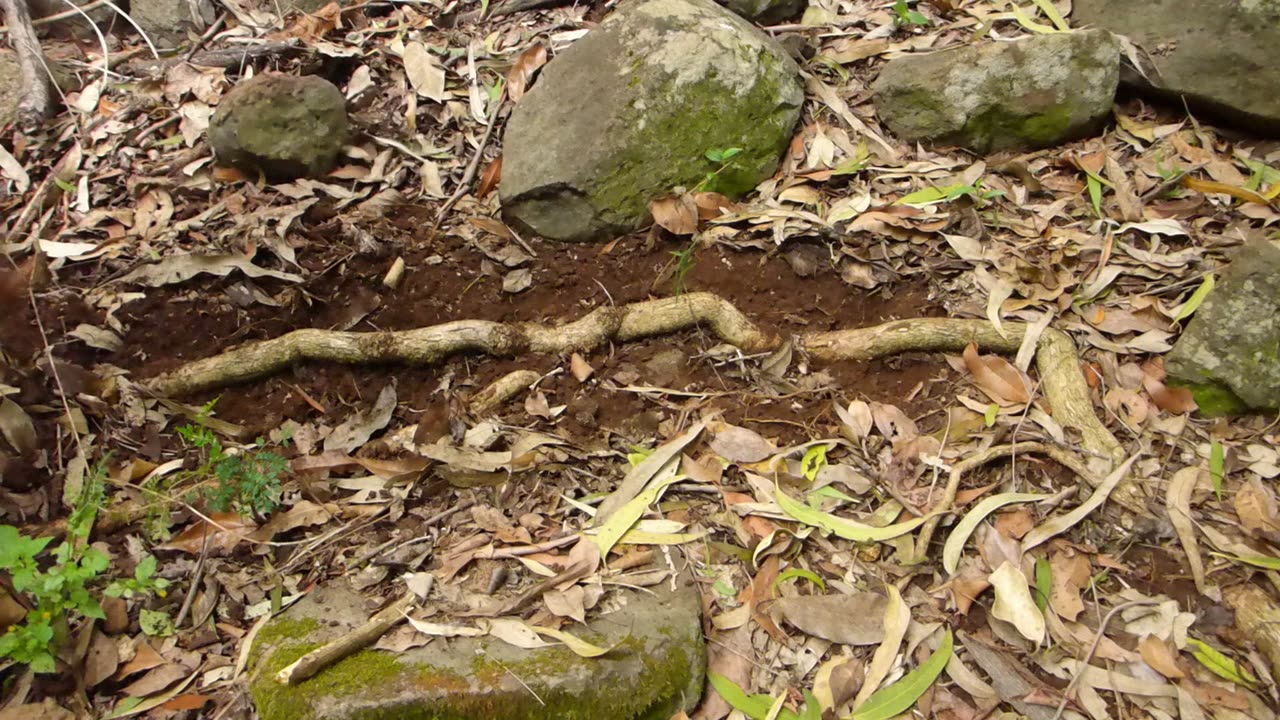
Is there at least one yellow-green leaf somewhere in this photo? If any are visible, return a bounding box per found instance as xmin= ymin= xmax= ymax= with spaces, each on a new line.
xmin=1186 ymin=638 xmax=1256 ymax=687
xmin=943 ymin=492 xmax=1049 ymax=574
xmin=1174 ymin=274 xmax=1214 ymax=322
xmin=1030 ymin=0 xmax=1069 ymax=30
xmin=529 ymin=624 xmax=614 ymax=657
xmin=847 ymin=630 xmax=953 ymax=720
xmin=775 ymin=483 xmax=926 ymax=543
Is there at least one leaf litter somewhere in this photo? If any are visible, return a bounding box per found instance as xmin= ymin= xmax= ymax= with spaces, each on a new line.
xmin=3 ymin=0 xmax=1280 ymax=718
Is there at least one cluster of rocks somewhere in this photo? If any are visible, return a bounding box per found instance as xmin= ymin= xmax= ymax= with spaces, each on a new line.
xmin=203 ymin=0 xmax=1278 ymax=417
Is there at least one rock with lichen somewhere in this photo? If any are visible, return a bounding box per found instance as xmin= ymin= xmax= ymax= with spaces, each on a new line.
xmin=1166 ymin=237 xmax=1280 ymax=414
xmin=208 ymin=73 xmax=349 ymax=182
xmin=1074 ymin=0 xmax=1280 ymax=133
xmin=872 ymin=29 xmax=1120 ymax=154
xmin=0 ymin=52 xmax=77 ymax=130
xmin=248 ymin=574 xmax=705 ymax=720
xmin=500 ymin=0 xmax=803 ymax=242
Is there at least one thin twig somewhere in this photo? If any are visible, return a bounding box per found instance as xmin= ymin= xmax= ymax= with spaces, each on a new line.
xmin=183 ymin=13 xmax=226 ymax=61
xmin=174 ymin=523 xmax=212 ymax=628
xmin=434 ymin=92 xmax=506 ymax=226
xmin=1050 ymin=600 xmax=1161 ymax=720
xmin=345 ymin=498 xmax=474 ymax=571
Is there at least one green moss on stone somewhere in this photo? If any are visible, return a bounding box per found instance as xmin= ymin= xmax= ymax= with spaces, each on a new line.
xmin=249 ymin=617 xmax=704 ymax=720
xmin=1177 ymin=380 xmax=1249 ymax=417
xmin=588 ymin=46 xmax=798 ymax=231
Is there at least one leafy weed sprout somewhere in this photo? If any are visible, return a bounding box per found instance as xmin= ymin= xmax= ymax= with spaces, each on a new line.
xmin=669 ymin=147 xmax=743 ymax=295
xmin=0 ymin=460 xmax=169 ymax=672
xmin=176 ymin=407 xmax=289 ymax=518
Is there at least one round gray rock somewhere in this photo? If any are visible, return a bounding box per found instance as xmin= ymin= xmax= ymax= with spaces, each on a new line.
xmin=873 ymin=29 xmax=1120 ymax=154
xmin=249 ymin=575 xmax=706 ymax=720
xmin=500 ymin=0 xmax=803 ymax=242
xmin=209 ymin=73 xmax=349 ymax=182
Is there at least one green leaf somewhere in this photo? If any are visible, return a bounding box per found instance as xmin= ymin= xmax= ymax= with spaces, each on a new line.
xmin=1030 ymin=0 xmax=1070 ymax=30
xmin=775 ymin=483 xmax=927 ymax=543
xmin=773 ymin=567 xmax=827 ymax=594
xmin=801 ymin=445 xmax=828 ymax=483
xmin=1186 ymin=638 xmax=1256 ymax=686
xmin=799 ymin=690 xmax=823 ymax=720
xmin=983 ymin=403 xmax=998 ymax=427
xmin=848 ymin=629 xmax=953 ymax=720
xmin=1086 ymin=174 xmax=1103 ymax=218
xmin=1175 ymin=274 xmax=1215 ymax=322
xmin=1034 ymin=556 xmax=1051 ymax=612
xmin=708 ymin=672 xmax=778 ymax=720
xmin=942 ymin=492 xmax=1048 ymax=574
xmin=139 ymin=609 xmax=175 ymax=637
xmin=1209 ymin=440 xmax=1225 ymax=502
xmin=1211 ymin=552 xmax=1280 ymax=570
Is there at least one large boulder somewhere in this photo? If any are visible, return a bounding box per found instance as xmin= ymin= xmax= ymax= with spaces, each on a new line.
xmin=1166 ymin=238 xmax=1280 ymax=414
xmin=249 ymin=576 xmax=706 ymax=720
xmin=1073 ymin=0 xmax=1280 ymax=133
xmin=872 ymin=29 xmax=1120 ymax=154
xmin=500 ymin=0 xmax=803 ymax=242
xmin=209 ymin=73 xmax=348 ymax=182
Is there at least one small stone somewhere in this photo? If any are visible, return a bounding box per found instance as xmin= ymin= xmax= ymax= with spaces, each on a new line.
xmin=249 ymin=574 xmax=705 ymax=720
xmin=1073 ymin=0 xmax=1280 ymax=132
xmin=872 ymin=29 xmax=1120 ymax=154
xmin=500 ymin=0 xmax=803 ymax=242
xmin=209 ymin=73 xmax=349 ymax=182
xmin=1166 ymin=237 xmax=1280 ymax=413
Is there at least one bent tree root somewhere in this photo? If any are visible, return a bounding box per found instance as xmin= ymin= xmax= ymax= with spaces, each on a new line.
xmin=143 ymin=292 xmax=1139 ymax=505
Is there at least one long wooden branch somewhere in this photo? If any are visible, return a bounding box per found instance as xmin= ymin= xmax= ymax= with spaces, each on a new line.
xmin=141 ymin=292 xmax=1140 ymax=504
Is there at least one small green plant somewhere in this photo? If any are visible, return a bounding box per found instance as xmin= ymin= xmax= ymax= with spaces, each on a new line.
xmin=177 ymin=418 xmax=288 ymax=518
xmin=892 ymin=0 xmax=929 ymax=28
xmin=665 ymin=147 xmax=744 ymax=295
xmin=896 ymin=178 xmax=1004 ymax=208
xmin=0 ymin=462 xmax=168 ymax=672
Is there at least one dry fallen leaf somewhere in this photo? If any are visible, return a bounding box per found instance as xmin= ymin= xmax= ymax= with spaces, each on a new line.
xmin=507 ymin=43 xmax=549 ymax=103
xmin=962 ymin=342 xmax=1032 ymax=406
xmin=650 ymin=193 xmax=699 ymax=235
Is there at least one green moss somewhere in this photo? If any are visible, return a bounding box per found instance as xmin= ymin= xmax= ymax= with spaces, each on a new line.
xmin=1177 ymin=381 xmax=1248 ymax=417
xmin=249 ymin=618 xmax=704 ymax=720
xmin=587 ymin=46 xmax=799 ymax=231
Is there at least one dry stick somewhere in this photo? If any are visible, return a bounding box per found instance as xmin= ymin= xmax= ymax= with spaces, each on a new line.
xmin=345 ymin=498 xmax=475 ymax=571
xmin=434 ymin=95 xmax=505 ymax=226
xmin=142 ymin=293 xmax=1137 ymax=500
xmin=1050 ymin=599 xmax=1160 ymax=720
xmin=276 ymin=592 xmax=415 ymax=685
xmin=182 ymin=12 xmax=226 ymax=62
xmin=471 ymin=369 xmax=540 ymax=415
xmin=0 ymin=0 xmax=50 ymax=126
xmin=912 ymin=441 xmax=1089 ymax=559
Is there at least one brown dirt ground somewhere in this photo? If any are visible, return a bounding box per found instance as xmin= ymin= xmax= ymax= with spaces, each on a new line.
xmin=3 ymin=214 xmax=960 ymax=477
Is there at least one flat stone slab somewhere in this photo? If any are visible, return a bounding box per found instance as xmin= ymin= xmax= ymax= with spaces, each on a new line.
xmin=249 ymin=573 xmax=705 ymax=720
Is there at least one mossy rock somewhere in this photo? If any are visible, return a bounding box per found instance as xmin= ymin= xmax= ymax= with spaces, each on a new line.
xmin=249 ymin=575 xmax=705 ymax=720
xmin=500 ymin=0 xmax=803 ymax=242
xmin=208 ymin=73 xmax=349 ymax=182
xmin=1166 ymin=237 xmax=1280 ymax=413
xmin=872 ymin=29 xmax=1120 ymax=154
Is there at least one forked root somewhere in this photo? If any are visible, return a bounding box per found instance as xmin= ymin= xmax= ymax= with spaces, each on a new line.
xmin=142 ymin=292 xmax=1140 ymax=505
